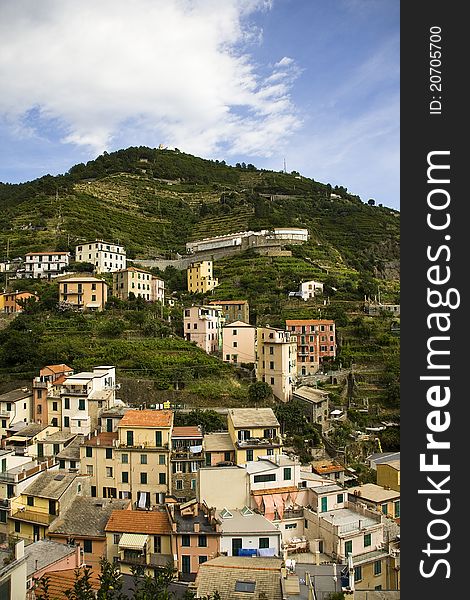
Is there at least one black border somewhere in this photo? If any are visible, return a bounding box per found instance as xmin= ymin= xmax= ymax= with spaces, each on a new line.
xmin=401 ymin=4 xmax=466 ymax=597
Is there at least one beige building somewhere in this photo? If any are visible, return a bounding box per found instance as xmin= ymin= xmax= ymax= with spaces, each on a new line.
xmin=183 ymin=305 xmax=224 ymax=354
xmin=348 ymin=484 xmax=400 ymax=520
xmin=187 ymin=261 xmax=218 ymax=294
xmin=209 ymin=300 xmax=249 ymax=324
xmin=32 ymin=364 xmax=74 ymax=426
xmin=203 ymin=432 xmax=235 ymax=466
xmin=227 ymin=408 xmax=282 ymax=465
xmin=105 ymin=509 xmax=174 ymax=576
xmin=112 ymin=267 xmax=164 ymax=303
xmin=293 ymin=386 xmax=330 ymax=432
xmin=197 ymin=466 xmax=249 ymax=510
xmin=59 ymin=277 xmax=108 ymax=311
xmin=222 ymin=321 xmax=256 ymax=365
xmin=256 ymin=326 xmax=297 ymax=402
xmin=75 ymin=240 xmax=126 ymax=274
xmin=0 ymin=540 xmax=27 ymax=600
xmin=80 ymin=410 xmax=173 ymax=506
xmin=376 ymin=460 xmax=400 ymax=492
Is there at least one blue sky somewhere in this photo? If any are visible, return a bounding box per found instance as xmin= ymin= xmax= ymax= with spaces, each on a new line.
xmin=0 ymin=0 xmax=399 ymax=208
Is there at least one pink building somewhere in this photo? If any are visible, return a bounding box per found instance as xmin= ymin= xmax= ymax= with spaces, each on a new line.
xmin=183 ymin=306 xmax=224 ymax=354
xmin=222 ymin=321 xmax=256 ymax=365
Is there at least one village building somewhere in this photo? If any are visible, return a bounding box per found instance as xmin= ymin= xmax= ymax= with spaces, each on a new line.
xmin=112 ymin=267 xmax=165 ymax=303
xmin=24 ymin=539 xmax=80 ymax=595
xmin=0 ymin=540 xmax=27 ymax=600
xmin=202 ymin=432 xmax=235 ymax=467
xmin=167 ymin=499 xmax=220 ymax=582
xmin=183 ymin=305 xmax=224 ymax=354
xmin=23 ymin=252 xmax=70 ymax=279
xmin=286 ymin=319 xmax=336 ymax=376
xmin=58 ymin=276 xmax=108 ymax=311
xmin=227 ymin=408 xmax=282 ymax=465
xmin=47 ymin=496 xmax=130 ymax=568
xmin=170 ymin=426 xmax=204 ymax=502
xmin=0 ymin=388 xmax=33 ymax=440
xmin=75 ymin=240 xmax=126 ymax=274
xmin=256 ymin=326 xmax=297 ymax=402
xmin=32 ymin=364 xmax=74 ymax=426
xmin=348 ymin=484 xmax=400 ymax=520
xmin=187 ymin=260 xmax=218 ymax=293
xmin=105 ymin=509 xmax=174 ymax=576
xmin=216 ymin=507 xmax=282 ymax=557
xmin=209 ymin=299 xmax=249 ymax=324
xmin=293 ymin=386 xmax=330 ymax=432
xmin=221 ymin=320 xmax=256 ymax=365
xmin=376 ymin=460 xmax=400 ymax=492
xmin=1 ymin=291 xmax=37 ymax=314
xmin=311 ymin=459 xmax=346 ymax=485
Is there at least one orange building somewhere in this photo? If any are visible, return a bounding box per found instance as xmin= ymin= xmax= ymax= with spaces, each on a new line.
xmin=285 ymin=319 xmax=336 ymax=376
xmin=32 ymin=364 xmax=74 ymax=425
xmin=2 ymin=291 xmax=37 ymax=313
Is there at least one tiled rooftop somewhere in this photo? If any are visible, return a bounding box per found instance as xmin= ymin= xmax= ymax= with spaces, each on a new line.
xmin=22 ymin=470 xmax=79 ymax=500
xmin=24 ymin=540 xmax=76 ymax=577
xmin=119 ymin=409 xmax=173 ymax=428
xmin=228 ymin=408 xmax=279 ymax=428
xmin=82 ymin=431 xmax=118 ymax=447
xmin=105 ymin=509 xmax=171 ymax=535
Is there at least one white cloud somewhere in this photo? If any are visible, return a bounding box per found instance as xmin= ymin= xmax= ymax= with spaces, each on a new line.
xmin=0 ymin=0 xmax=300 ymax=157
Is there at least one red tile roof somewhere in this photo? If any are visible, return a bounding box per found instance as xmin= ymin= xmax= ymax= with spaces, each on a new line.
xmin=286 ymin=319 xmax=335 ymax=326
xmin=171 ymin=426 xmax=203 ymax=439
xmin=44 ymin=364 xmax=73 ymax=374
xmin=119 ymin=409 xmax=173 ymax=428
xmin=209 ymin=300 xmax=248 ymax=305
xmin=105 ymin=510 xmax=172 ymax=534
xmin=35 ymin=568 xmax=100 ymax=599
xmin=83 ymin=432 xmax=118 ymax=447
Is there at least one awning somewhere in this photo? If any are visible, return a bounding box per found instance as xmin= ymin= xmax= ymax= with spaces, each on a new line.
xmin=263 ymin=494 xmax=275 ymax=521
xmin=190 ymin=445 xmax=203 ymax=453
xmin=118 ymin=533 xmax=149 ymax=550
xmin=85 ymin=302 xmax=101 ymax=308
xmin=273 ymin=494 xmax=285 ymax=520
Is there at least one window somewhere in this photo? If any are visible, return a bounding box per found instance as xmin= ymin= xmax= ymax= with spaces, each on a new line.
xmin=64 ymin=398 xmax=70 ymax=410
xmin=37 ymin=404 xmax=42 ymax=414
xmin=114 ymin=534 xmax=121 ymax=545
xmin=140 ymin=454 xmax=147 ymax=464
xmin=176 ymin=480 xmax=183 ymax=490
xmin=181 ymin=535 xmax=190 ymax=547
xmin=233 ymin=341 xmax=238 ymax=348
xmin=381 ymin=503 xmax=388 ymax=516
xmin=259 ymin=537 xmax=270 ymax=549
xmin=320 ymin=497 xmax=328 ymax=512
xmin=254 ymin=474 xmax=276 ymax=483
xmin=86 ymin=447 xmax=93 ymax=458
xmin=283 ymin=467 xmax=292 ymax=480
xmin=121 ymin=454 xmax=129 ymax=464
xmin=140 ymin=472 xmax=148 ymax=484
xmin=159 ymin=454 xmax=166 ymax=465
xmin=270 ymin=377 xmax=275 ymax=385
xmin=199 ymin=555 xmax=207 ymax=564
xmin=106 ymin=467 xmax=113 ymax=478
xmin=354 ymin=566 xmax=362 ymax=582
xmin=159 ymin=472 xmax=166 ymax=485
xmin=78 ymin=399 xmax=86 ymax=410
xmin=106 ymin=448 xmax=113 ymax=459
xmin=64 ymin=416 xmax=70 ymax=428
xmin=191 ymin=479 xmax=196 ymax=490
xmin=70 ymin=461 xmax=76 ymax=469
xmin=235 ymin=582 xmax=255 ymax=593
xmin=59 ymin=460 xmax=65 ymax=469
xmin=122 ymin=472 xmax=129 ymax=483
xmin=224 ymin=451 xmax=231 ymax=462
xmin=285 ymin=523 xmax=297 ymax=530
xmin=83 ymin=540 xmax=93 ymax=553
xmin=246 ymin=449 xmax=253 ymax=462
xmin=91 ymin=486 xmax=96 ymax=497
xmin=374 ymin=560 xmax=382 ymax=576
xmin=27 ymin=496 xmax=34 ymax=506
xmin=127 ymin=431 xmax=134 ymax=446
xmin=364 ymin=533 xmax=371 ymax=547
xmin=154 ymin=536 xmax=161 ymax=553
xmin=15 ymin=521 xmax=21 ymax=533
xmin=337 ymin=493 xmax=344 ymax=504
xmin=394 ymin=500 xmax=400 ymax=518
xmin=49 ymin=500 xmax=57 ymax=515
xmin=269 ymin=361 xmax=274 ymax=370
xmin=86 ymin=465 xmax=93 ymax=476
xmin=345 ymin=540 xmax=353 ymax=557
xmin=198 ymin=535 xmax=207 ymax=547
xmin=51 ymin=418 xmax=58 ymax=427
xmin=155 ymin=430 xmax=162 ymax=446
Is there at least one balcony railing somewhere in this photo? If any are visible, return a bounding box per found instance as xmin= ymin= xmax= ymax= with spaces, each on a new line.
xmin=236 ymin=436 xmax=282 ymax=448
xmin=10 ymin=509 xmax=56 ymax=525
xmin=171 ymin=449 xmax=204 ymax=460
xmin=119 ymin=553 xmax=173 ymax=567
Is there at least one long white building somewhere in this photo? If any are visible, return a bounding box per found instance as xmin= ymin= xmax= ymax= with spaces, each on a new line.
xmin=75 ymin=240 xmax=126 ymax=274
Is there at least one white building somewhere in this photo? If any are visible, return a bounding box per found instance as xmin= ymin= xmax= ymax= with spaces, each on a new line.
xmin=216 ymin=507 xmax=282 ymax=557
xmin=298 ymin=280 xmax=324 ymax=301
xmin=60 ymin=366 xmax=117 ymax=435
xmin=75 ymin=240 xmax=126 ymax=274
xmin=0 ymin=388 xmax=32 ymax=440
xmin=24 ymin=252 xmax=70 ymax=279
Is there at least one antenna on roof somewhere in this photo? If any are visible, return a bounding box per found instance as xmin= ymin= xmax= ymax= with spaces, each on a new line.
xmin=283 ymin=158 xmax=287 ymax=174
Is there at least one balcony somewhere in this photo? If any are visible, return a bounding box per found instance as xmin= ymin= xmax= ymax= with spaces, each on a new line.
xmin=171 ymin=449 xmax=204 ymax=460
xmin=61 ymin=387 xmax=89 ymax=396
xmin=10 ymin=509 xmax=56 ymax=525
xmin=119 ymin=553 xmax=173 ymax=568
xmin=236 ymin=436 xmax=282 ymax=449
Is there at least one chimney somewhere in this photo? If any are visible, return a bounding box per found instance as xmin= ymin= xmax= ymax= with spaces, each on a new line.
xmin=194 ymin=522 xmax=200 ymax=533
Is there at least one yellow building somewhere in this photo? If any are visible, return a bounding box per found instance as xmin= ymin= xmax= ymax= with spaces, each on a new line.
xmin=80 ymin=410 xmax=173 ymax=506
xmin=227 ymin=408 xmax=282 ymax=465
xmin=58 ymin=276 xmax=108 ymax=311
xmin=112 ymin=267 xmax=164 ymax=302
xmin=105 ymin=509 xmax=174 ymax=576
xmin=256 ymin=326 xmax=297 ymax=402
xmin=187 ymin=261 xmax=218 ymax=294
xmin=376 ymin=460 xmax=400 ymax=492
xmin=348 ymin=483 xmax=400 ymax=520
xmin=8 ymin=471 xmax=88 ymax=542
